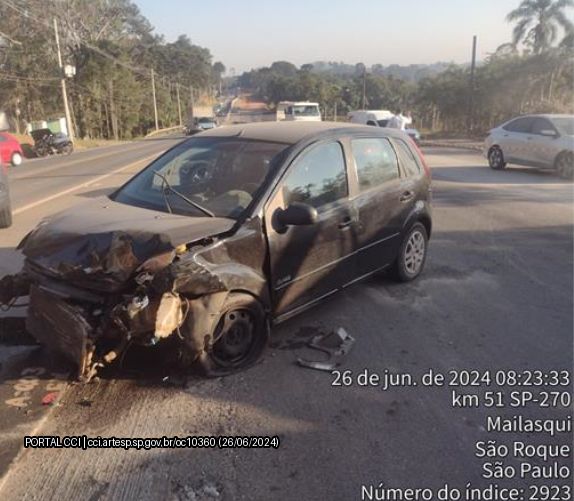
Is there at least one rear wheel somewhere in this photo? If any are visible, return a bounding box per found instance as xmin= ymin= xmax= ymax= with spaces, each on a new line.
xmin=197 ymin=293 xmax=268 ymax=377
xmin=0 ymin=202 xmax=13 ymax=228
xmin=11 ymin=152 xmax=22 ymax=166
xmin=391 ymin=223 xmax=428 ymax=282
xmin=555 ymin=151 xmax=574 ymax=179
xmin=488 ymin=146 xmax=506 ymax=170
xmin=34 ymin=146 xmax=48 ymax=158
xmin=61 ymin=143 xmax=73 ymax=156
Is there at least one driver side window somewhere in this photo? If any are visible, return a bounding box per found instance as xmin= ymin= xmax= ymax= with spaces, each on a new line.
xmin=282 ymin=142 xmax=348 ymax=210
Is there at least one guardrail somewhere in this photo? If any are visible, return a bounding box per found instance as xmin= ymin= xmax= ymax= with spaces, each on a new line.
xmin=145 ymin=125 xmax=183 ymax=138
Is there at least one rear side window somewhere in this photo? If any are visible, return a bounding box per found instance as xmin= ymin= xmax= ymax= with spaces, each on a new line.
xmin=531 ymin=118 xmax=555 ymax=135
xmin=352 ymin=137 xmax=399 ymax=191
xmin=393 ymin=138 xmax=421 ymax=177
xmin=282 ymin=142 xmax=348 ymax=210
xmin=503 ymin=117 xmax=534 ymax=133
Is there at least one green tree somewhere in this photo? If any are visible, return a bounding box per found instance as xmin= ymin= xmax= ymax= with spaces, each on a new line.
xmin=507 ymin=0 xmax=574 ymax=53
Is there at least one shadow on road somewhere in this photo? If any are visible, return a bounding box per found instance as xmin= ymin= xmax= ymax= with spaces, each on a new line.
xmin=431 ymin=165 xmax=571 ymax=185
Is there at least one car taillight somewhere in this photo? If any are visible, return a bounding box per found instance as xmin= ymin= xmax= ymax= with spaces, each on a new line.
xmin=409 ymin=138 xmax=431 ymax=179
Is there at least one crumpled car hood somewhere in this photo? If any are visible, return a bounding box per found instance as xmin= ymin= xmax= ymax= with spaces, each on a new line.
xmin=20 ymin=198 xmax=235 ymax=291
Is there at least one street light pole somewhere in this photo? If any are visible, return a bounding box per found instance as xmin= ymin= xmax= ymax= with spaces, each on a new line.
xmin=53 ymin=18 xmax=74 ymax=142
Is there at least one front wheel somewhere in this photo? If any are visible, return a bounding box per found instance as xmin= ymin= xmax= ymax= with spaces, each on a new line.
xmin=555 ymin=151 xmax=574 ymax=180
xmin=61 ymin=143 xmax=73 ymax=156
xmin=488 ymin=146 xmax=506 ymax=170
xmin=196 ymin=292 xmax=268 ymax=377
xmin=391 ymin=223 xmax=428 ymax=282
xmin=11 ymin=152 xmax=23 ymax=166
xmin=0 ymin=202 xmax=13 ymax=228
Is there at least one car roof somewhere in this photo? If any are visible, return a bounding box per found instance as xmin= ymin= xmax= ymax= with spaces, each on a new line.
xmin=196 ymin=121 xmax=407 ymax=144
xmin=508 ymin=114 xmax=574 ymax=120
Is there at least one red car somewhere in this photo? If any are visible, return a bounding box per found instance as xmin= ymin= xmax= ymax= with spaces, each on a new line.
xmin=0 ymin=132 xmax=24 ymax=166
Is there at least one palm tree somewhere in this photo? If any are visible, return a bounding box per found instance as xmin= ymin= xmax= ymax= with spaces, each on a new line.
xmin=507 ymin=0 xmax=574 ymax=53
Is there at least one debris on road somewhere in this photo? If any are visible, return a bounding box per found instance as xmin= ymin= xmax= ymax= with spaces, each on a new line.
xmin=41 ymin=392 xmax=59 ymax=406
xmin=296 ymin=327 xmax=355 ymax=372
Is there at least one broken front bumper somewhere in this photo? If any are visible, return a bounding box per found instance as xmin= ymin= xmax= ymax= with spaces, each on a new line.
xmin=27 ymin=285 xmax=94 ymax=379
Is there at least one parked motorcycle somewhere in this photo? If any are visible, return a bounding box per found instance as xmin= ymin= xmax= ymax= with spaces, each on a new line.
xmin=31 ymin=128 xmax=74 ymax=157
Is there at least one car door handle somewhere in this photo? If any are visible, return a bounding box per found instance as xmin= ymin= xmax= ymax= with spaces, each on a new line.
xmin=338 ymin=217 xmax=354 ymax=229
xmin=400 ymin=191 xmax=415 ymax=203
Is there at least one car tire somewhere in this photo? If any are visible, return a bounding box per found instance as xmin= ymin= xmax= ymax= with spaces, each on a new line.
xmin=196 ymin=292 xmax=269 ymax=377
xmin=555 ymin=151 xmax=574 ymax=180
xmin=488 ymin=146 xmax=506 ymax=170
xmin=0 ymin=203 xmax=13 ymax=228
xmin=391 ymin=222 xmax=428 ymax=282
xmin=11 ymin=152 xmax=22 ymax=167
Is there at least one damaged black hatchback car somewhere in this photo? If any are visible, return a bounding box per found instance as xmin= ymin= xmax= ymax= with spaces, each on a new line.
xmin=0 ymin=122 xmax=432 ymax=380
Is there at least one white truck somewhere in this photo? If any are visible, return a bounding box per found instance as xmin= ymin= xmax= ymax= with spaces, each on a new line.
xmin=277 ymin=101 xmax=322 ymax=122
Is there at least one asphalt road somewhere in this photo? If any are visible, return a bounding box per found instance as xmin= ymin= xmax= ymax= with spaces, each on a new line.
xmin=0 ymin=142 xmax=572 ymax=500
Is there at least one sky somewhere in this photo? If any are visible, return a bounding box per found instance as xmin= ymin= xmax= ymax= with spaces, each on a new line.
xmin=134 ymin=0 xmax=532 ymax=73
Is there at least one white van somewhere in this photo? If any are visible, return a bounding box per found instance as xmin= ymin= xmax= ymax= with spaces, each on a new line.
xmin=348 ymin=109 xmax=421 ymax=144
xmin=278 ymin=102 xmax=322 ymax=122
xmin=348 ymin=110 xmax=394 ymax=126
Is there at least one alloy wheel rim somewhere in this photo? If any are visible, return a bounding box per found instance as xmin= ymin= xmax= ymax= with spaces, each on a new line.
xmin=558 ymin=154 xmax=573 ymax=178
xmin=12 ymin=153 xmax=22 ymax=166
xmin=490 ymin=149 xmax=501 ymax=167
xmin=404 ymin=231 xmax=425 ymax=275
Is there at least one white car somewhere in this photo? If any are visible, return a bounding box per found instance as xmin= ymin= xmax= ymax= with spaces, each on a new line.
xmin=484 ymin=114 xmax=574 ymax=179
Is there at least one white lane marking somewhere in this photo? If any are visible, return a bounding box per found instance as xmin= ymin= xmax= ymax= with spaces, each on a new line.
xmin=13 ymin=151 xmax=163 ymax=215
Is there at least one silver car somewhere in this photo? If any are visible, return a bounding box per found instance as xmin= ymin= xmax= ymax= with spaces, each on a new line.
xmin=484 ymin=114 xmax=574 ymax=179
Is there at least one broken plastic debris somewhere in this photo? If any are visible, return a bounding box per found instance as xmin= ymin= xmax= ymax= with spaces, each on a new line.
xmin=126 ymin=295 xmax=150 ymax=319
xmin=296 ymin=327 xmax=355 ymax=372
xmin=41 ymin=392 xmax=59 ymax=406
xmin=154 ymin=293 xmax=184 ymax=338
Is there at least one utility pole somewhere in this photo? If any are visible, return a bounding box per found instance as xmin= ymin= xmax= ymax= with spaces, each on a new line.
xmin=176 ymin=83 xmax=182 ymax=126
xmin=151 ymin=69 xmax=159 ymax=131
xmin=467 ymin=35 xmax=477 ymax=133
xmin=189 ymin=84 xmax=195 ymax=121
xmin=53 ymin=18 xmax=74 ymax=142
xmin=362 ymin=66 xmax=367 ymax=110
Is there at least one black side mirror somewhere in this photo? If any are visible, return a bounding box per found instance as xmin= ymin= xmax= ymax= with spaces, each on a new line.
xmin=274 ymin=202 xmax=318 ymax=232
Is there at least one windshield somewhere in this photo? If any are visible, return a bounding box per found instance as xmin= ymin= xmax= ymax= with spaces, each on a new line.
xmin=551 ymin=117 xmax=574 ymax=136
xmin=113 ymin=137 xmax=289 ymax=219
xmin=292 ymin=105 xmax=320 ymax=116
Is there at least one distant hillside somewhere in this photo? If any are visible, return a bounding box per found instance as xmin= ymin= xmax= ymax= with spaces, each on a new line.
xmin=308 ymin=61 xmax=455 ymax=82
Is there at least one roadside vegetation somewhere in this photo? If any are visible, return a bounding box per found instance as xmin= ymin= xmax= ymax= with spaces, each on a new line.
xmin=0 ymin=0 xmax=571 ymax=141
xmin=0 ymin=0 xmax=224 ymax=140
xmin=238 ymin=0 xmax=574 ymax=134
